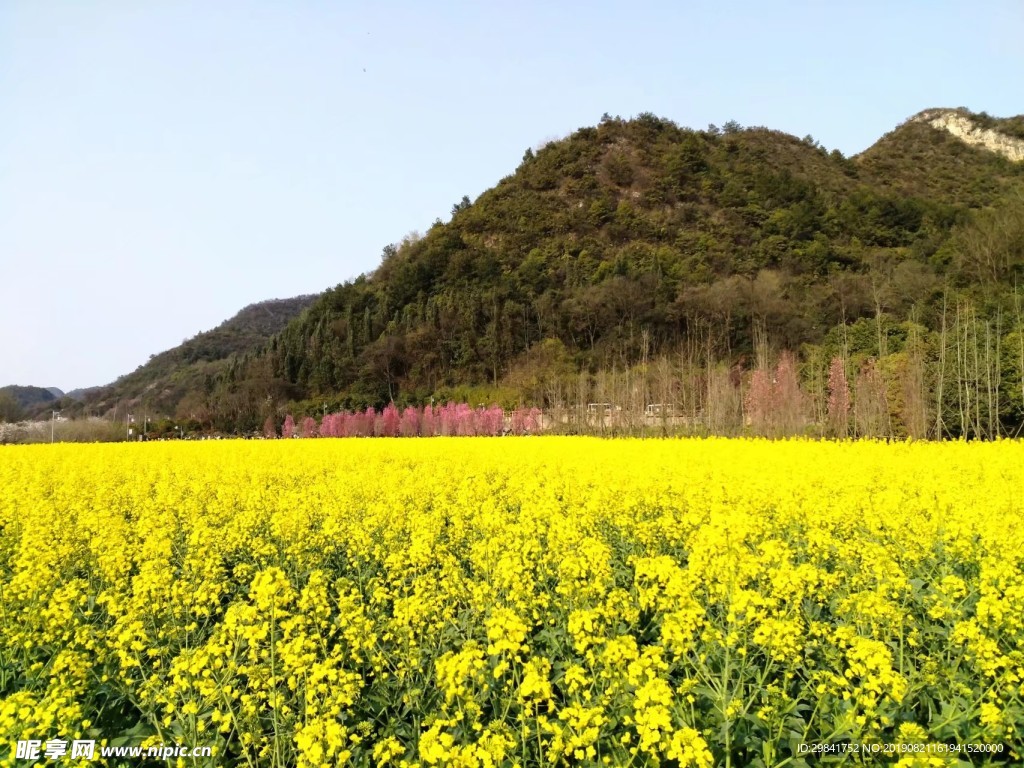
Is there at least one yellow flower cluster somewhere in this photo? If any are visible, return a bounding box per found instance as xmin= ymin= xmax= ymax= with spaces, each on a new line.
xmin=1 ymin=437 xmax=1023 ymax=765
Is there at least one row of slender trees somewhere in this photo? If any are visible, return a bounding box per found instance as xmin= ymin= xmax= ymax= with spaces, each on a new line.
xmin=83 ymin=285 xmax=1024 ymax=442
xmin=267 ymin=295 xmax=1022 ymax=440
xmin=502 ymin=294 xmax=1024 ymax=439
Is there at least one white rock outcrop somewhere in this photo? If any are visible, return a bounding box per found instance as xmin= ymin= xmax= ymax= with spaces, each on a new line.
xmin=912 ymin=109 xmax=1024 ymax=163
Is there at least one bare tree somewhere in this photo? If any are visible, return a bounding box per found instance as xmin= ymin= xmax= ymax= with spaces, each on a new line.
xmin=827 ymin=356 xmax=851 ymax=438
xmin=902 ymin=314 xmax=929 ymax=439
xmin=934 ymin=291 xmax=948 ymax=438
xmin=854 ymin=360 xmax=890 ymax=438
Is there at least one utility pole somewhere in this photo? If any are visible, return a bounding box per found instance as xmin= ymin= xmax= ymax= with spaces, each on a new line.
xmin=51 ymin=410 xmax=60 ymax=443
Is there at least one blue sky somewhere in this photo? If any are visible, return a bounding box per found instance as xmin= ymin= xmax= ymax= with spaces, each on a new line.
xmin=1 ymin=1 xmax=1021 ymax=390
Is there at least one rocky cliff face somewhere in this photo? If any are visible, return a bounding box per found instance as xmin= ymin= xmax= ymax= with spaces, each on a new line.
xmin=913 ymin=109 xmax=1024 ymax=163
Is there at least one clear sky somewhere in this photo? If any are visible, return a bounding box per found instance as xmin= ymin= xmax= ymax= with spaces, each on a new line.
xmin=1 ymin=1 xmax=1021 ymax=390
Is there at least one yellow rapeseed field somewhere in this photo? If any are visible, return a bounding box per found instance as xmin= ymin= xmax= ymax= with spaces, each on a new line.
xmin=1 ymin=438 xmax=1022 ymax=767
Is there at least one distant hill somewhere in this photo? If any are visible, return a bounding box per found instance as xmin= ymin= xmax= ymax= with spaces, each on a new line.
xmin=78 ymin=295 xmax=317 ymax=419
xmin=227 ymin=109 xmax=1022 ymax=415
xmin=857 ymin=109 xmax=1024 ymax=206
xmin=65 ymin=386 xmax=103 ymax=401
xmin=0 ymin=385 xmax=60 ymax=410
xmin=0 ymin=385 xmax=60 ymax=422
xmin=69 ymin=108 xmax=1024 ymax=437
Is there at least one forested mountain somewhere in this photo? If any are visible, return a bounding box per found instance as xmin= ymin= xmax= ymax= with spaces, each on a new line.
xmin=0 ymin=386 xmax=60 ymax=422
xmin=85 ymin=108 xmax=1024 ymax=436
xmin=0 ymin=385 xmax=106 ymax=423
xmin=0 ymin=385 xmax=60 ymax=409
xmin=71 ymin=296 xmax=317 ymax=420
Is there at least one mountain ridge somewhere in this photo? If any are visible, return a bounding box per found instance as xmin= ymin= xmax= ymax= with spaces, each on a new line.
xmin=909 ymin=107 xmax=1024 ymax=162
xmin=217 ymin=107 xmax=1020 ymax=430
xmin=48 ymin=296 xmax=318 ymax=421
xmin=12 ymin=107 xmax=1024 ymax=436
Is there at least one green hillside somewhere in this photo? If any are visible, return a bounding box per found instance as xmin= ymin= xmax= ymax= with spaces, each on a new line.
xmin=858 ymin=112 xmax=1024 ymax=207
xmin=75 ymin=296 xmax=316 ymax=421
xmin=0 ymin=386 xmax=59 ymax=422
xmin=82 ymin=108 xmax=1024 ymax=437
